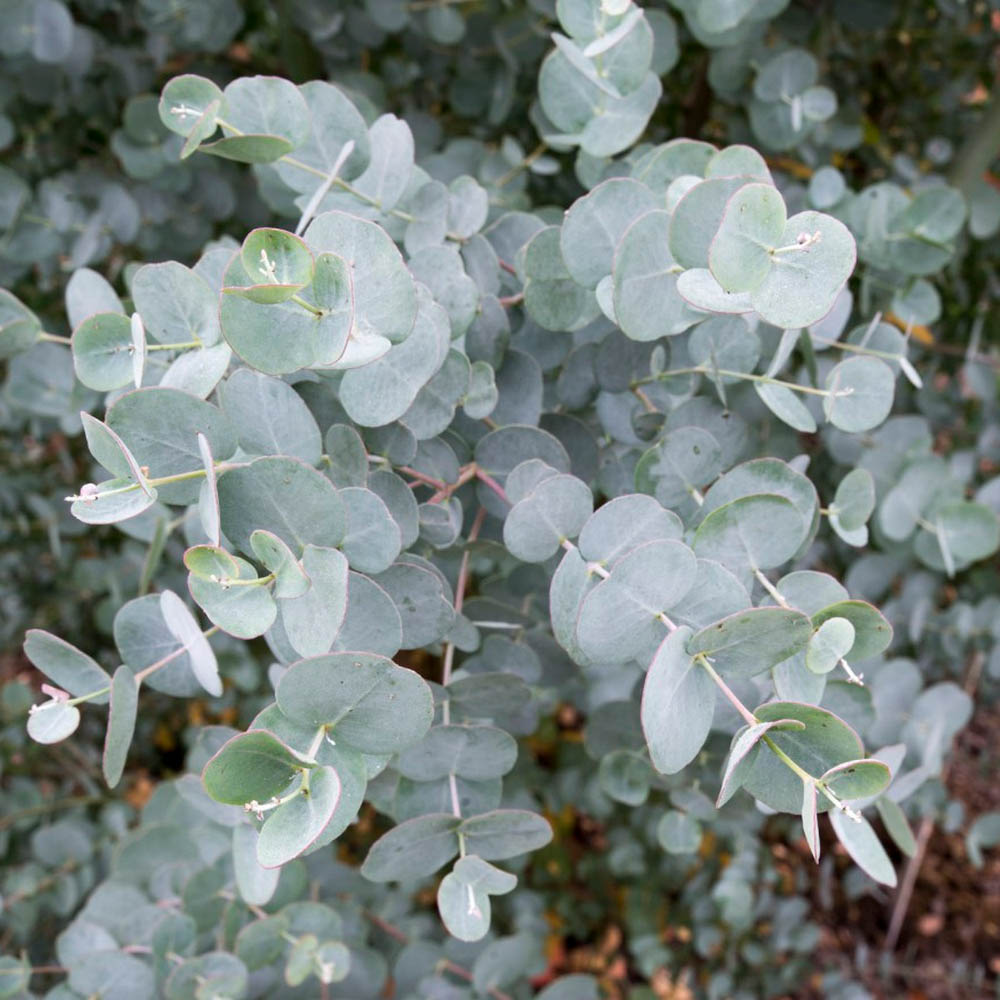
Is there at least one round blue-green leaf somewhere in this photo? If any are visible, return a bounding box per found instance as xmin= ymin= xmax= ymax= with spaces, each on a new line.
xmin=754 ymin=49 xmax=818 ymax=101
xmin=580 ymin=73 xmax=662 ymax=158
xmin=114 ymin=595 xmax=201 ymax=697
xmin=806 ymin=617 xmax=855 ymax=675
xmin=0 ymin=289 xmax=42 ymax=360
xmin=159 ymin=74 xmax=224 ymax=137
xmin=219 ymin=250 xmax=348 ymax=375
xmin=331 ymin=572 xmax=402 ymax=658
xmin=831 ymin=468 xmax=875 ymax=532
xmin=274 ymin=81 xmax=370 ymax=193
xmin=437 ymin=855 xmax=516 ymax=942
xmin=339 ymin=288 xmax=450 ymax=427
xmin=810 ymin=600 xmax=892 ymax=662
xmin=257 ymin=766 xmax=340 ymax=869
xmin=189 ymin=554 xmax=278 ymax=641
xmin=106 ymin=388 xmax=237 ymax=505
xmin=821 ymin=759 xmax=891 ymax=801
xmin=395 ymin=725 xmax=518 ymax=782
xmin=523 ymin=226 xmax=600 ymax=332
xmin=68 ymin=952 xmax=154 ymax=1000
xmin=755 ymin=382 xmax=817 ymax=433
xmin=276 ymin=652 xmax=434 ymax=754
xmin=373 ymin=561 xmax=455 ymax=648
xmin=278 ymin=545 xmax=348 ymax=657
xmin=203 ymin=729 xmax=309 ymax=805
xmin=561 ymin=179 xmax=657 ymax=289
xmin=219 ymin=369 xmax=321 ymax=465
xmin=612 ymin=210 xmax=701 ymax=341
xmin=459 ymin=809 xmax=552 ymax=860
xmin=132 ymin=261 xmax=220 ymax=347
xmin=669 ymin=177 xmax=749 ymax=270
xmin=670 ymin=558 xmax=751 ymax=631
xmin=503 ymin=474 xmax=593 ymax=563
xmin=26 ymin=700 xmax=81 ymax=745
xmin=716 ymin=718 xmax=806 ymax=807
xmin=549 ymin=545 xmax=598 ymax=665
xmin=688 ymin=315 xmax=761 ymax=381
xmin=160 ymin=589 xmax=222 ymax=695
xmin=693 ymin=493 xmax=805 ymax=577
xmin=339 ymin=488 xmax=402 ymax=574
xmin=215 ymin=75 xmax=309 ymax=152
xmin=823 ymin=356 xmax=895 ymax=432
xmin=217 ymin=456 xmax=346 ymax=556
xmin=635 ymin=426 xmax=722 ymax=508
xmin=103 ymin=665 xmax=138 ymax=788
xmin=231 ymin=228 xmax=314 ymax=304
xmin=688 ymin=607 xmax=813 ymax=678
xmin=740 ymin=701 xmax=864 ymax=813
xmin=72 ymin=313 xmax=133 ymax=391
xmin=304 ymin=210 xmax=417 ymax=345
xmin=641 ymin=625 xmax=715 ymax=774
xmin=250 ymin=530 xmax=309 ymax=599
xmin=676 ymin=268 xmax=755 ymax=314
xmin=70 ymin=478 xmax=159 ymax=525
xmin=914 ymin=501 xmax=1000 ymax=574
xmin=233 ymin=825 xmax=280 ymax=906
xmin=361 ymin=813 xmax=460 ymax=882
xmin=708 ymin=182 xmax=786 ymax=292
xmin=577 ymin=493 xmax=683 ymax=566
xmin=750 ymin=211 xmax=857 ymax=329
xmin=830 ymin=810 xmax=897 ymax=886
xmin=24 ymin=630 xmax=111 ymax=704
xmin=657 ymin=809 xmax=701 ymax=854
xmin=576 ymin=539 xmax=697 ymax=663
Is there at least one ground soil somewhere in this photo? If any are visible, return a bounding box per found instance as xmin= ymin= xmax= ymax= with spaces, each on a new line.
xmin=811 ymin=705 xmax=1000 ymax=1000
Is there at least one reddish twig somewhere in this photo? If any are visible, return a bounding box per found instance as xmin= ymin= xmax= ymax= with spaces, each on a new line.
xmin=474 ymin=467 xmax=509 ymax=505
xmin=397 ymin=465 xmax=447 ymax=490
xmin=428 ymin=464 xmax=477 ymax=503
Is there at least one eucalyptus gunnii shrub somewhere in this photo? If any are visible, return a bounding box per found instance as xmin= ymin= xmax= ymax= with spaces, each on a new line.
xmin=2 ymin=0 xmax=1000 ymax=997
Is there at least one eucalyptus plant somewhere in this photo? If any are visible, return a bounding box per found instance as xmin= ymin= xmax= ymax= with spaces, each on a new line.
xmin=3 ymin=0 xmax=1000 ymax=998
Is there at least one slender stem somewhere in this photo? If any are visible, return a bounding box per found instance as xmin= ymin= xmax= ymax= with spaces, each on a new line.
xmin=67 ymin=462 xmax=242 ymax=504
xmin=560 ymin=538 xmax=611 ymax=579
xmin=637 ymin=366 xmax=843 ymax=398
xmin=698 ymin=655 xmax=758 ymax=727
xmin=146 ymin=340 xmax=201 ymax=352
xmin=701 ymin=653 xmax=858 ymax=814
xmin=441 ymin=507 xmax=487 ymax=726
xmin=396 ymin=465 xmax=447 ymax=490
xmin=428 ymin=464 xmax=477 ymax=504
xmin=839 ymin=658 xmax=865 ymax=686
xmin=62 ymin=686 xmax=110 ymax=708
xmin=632 ymin=386 xmax=658 ymax=413
xmin=753 ymin=568 xmax=790 ymax=608
xmin=498 ymin=291 xmax=524 ymax=308
xmin=134 ymin=625 xmax=219 ymax=683
xmin=474 ymin=467 xmax=509 ymax=505
xmin=211 ymin=571 xmax=275 ymax=588
xmin=305 ymin=726 xmax=327 ymax=762
xmin=290 ymin=293 xmax=325 ymax=318
xmin=657 ymin=611 xmax=678 ymax=633
xmin=811 ymin=333 xmax=905 ymax=363
xmin=494 ymin=141 xmax=549 ymax=188
xmin=39 ymin=331 xmax=71 ymax=344
xmin=4 ymin=859 xmax=79 ymax=907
